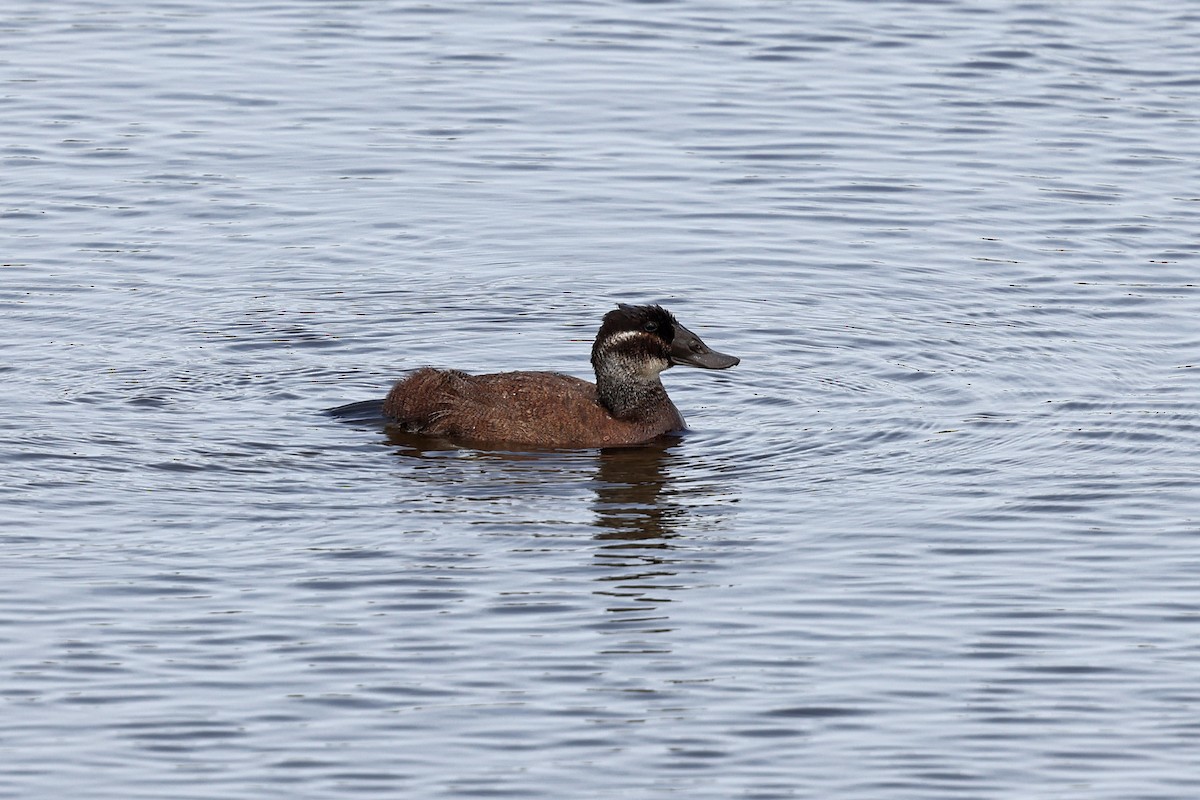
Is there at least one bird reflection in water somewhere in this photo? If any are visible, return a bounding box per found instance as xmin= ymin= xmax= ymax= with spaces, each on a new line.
xmin=591 ymin=440 xmax=685 ymax=541
xmin=378 ymin=427 xmax=693 ymax=543
xmin=589 ymin=440 xmax=693 ymax=632
xmin=356 ymin=420 xmax=731 ymax=630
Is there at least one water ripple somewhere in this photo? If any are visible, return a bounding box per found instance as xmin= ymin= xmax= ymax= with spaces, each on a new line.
xmin=3 ymin=1 xmax=1200 ymax=798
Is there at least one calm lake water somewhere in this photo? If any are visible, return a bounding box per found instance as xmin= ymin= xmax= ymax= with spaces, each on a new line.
xmin=3 ymin=1 xmax=1199 ymax=797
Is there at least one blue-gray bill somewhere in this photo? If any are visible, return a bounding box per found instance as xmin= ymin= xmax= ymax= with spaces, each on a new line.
xmin=669 ymin=323 xmax=740 ymax=370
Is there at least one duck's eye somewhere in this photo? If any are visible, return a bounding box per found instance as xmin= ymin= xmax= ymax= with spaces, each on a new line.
xmin=643 ymin=321 xmax=658 ymax=332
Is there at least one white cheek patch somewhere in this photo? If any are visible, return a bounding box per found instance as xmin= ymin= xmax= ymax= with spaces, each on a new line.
xmin=601 ymin=329 xmax=645 ymax=348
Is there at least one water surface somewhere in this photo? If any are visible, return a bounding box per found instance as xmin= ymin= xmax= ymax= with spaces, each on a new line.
xmin=3 ymin=1 xmax=1199 ymax=798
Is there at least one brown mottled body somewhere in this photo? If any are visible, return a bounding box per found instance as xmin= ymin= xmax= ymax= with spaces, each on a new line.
xmin=383 ymin=367 xmax=684 ymax=448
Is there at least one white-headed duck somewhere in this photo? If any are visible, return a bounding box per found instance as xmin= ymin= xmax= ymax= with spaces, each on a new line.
xmin=381 ymin=303 xmax=738 ymax=448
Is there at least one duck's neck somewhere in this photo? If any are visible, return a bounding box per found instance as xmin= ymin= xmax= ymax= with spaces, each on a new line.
xmin=595 ymin=364 xmax=669 ymax=419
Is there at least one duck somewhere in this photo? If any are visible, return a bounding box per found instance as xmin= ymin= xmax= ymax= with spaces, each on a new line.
xmin=381 ymin=303 xmax=739 ymax=448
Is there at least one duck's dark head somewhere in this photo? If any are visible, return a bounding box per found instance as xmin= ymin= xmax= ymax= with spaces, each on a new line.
xmin=591 ymin=304 xmax=676 ymax=378
xmin=591 ymin=303 xmax=739 ymax=416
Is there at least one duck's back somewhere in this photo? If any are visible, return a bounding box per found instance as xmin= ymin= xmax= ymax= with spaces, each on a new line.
xmin=382 ymin=367 xmax=682 ymax=448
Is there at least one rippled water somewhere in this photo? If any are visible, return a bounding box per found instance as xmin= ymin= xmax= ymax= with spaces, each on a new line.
xmin=3 ymin=1 xmax=1200 ymax=798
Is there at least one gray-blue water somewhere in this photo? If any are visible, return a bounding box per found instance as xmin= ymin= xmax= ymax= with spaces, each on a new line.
xmin=3 ymin=1 xmax=1199 ymax=797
